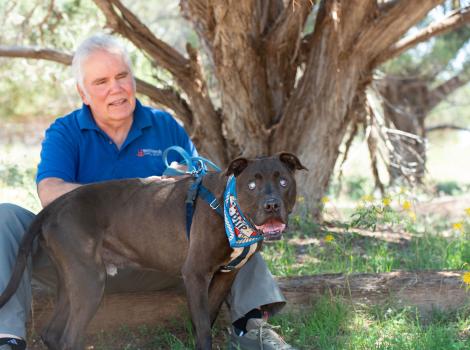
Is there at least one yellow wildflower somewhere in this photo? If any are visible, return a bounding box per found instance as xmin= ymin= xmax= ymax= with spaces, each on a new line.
xmin=402 ymin=200 xmax=412 ymax=211
xmin=361 ymin=194 xmax=374 ymax=202
xmin=453 ymin=222 xmax=464 ymax=232
xmin=321 ymin=196 xmax=330 ymax=204
xmin=382 ymin=197 xmax=391 ymax=206
xmin=462 ymin=272 xmax=470 ymax=285
xmin=297 ymin=196 xmax=305 ymax=204
xmin=408 ymin=211 xmax=416 ymax=221
xmin=324 ymin=234 xmax=335 ymax=243
xmin=399 ymin=187 xmax=406 ymax=194
xmin=465 ymin=208 xmax=470 ymax=217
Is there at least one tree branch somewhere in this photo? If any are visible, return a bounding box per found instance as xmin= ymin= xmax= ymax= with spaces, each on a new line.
xmin=259 ymin=0 xmax=284 ymax=35
xmin=180 ymin=0 xmax=215 ymax=54
xmin=376 ymin=5 xmax=470 ymax=65
xmin=338 ymin=0 xmax=377 ymax=51
xmin=0 ymin=45 xmax=72 ymax=65
xmin=357 ymin=0 xmax=442 ymax=64
xmin=0 ymin=45 xmax=193 ymax=125
xmin=426 ymin=124 xmax=470 ymax=132
xmin=264 ymin=0 xmax=314 ymax=119
xmin=134 ymin=79 xmax=193 ymax=127
xmin=427 ymin=73 xmax=470 ymax=112
xmin=265 ymin=0 xmax=314 ymax=52
xmin=92 ymin=0 xmax=191 ymax=79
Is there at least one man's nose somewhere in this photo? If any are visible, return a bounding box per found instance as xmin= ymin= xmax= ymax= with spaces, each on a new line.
xmin=109 ymin=79 xmax=123 ymax=92
xmin=263 ymin=198 xmax=280 ymax=213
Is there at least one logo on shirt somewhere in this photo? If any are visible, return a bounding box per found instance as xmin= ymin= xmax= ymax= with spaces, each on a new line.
xmin=137 ymin=149 xmax=162 ymax=157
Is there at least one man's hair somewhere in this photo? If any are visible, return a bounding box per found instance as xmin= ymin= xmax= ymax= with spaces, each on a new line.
xmin=72 ymin=34 xmax=133 ymax=89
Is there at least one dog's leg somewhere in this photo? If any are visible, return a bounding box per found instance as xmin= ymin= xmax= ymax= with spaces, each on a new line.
xmin=41 ymin=229 xmax=105 ymax=350
xmin=41 ymin=250 xmax=71 ymax=349
xmin=182 ymin=267 xmax=212 ymax=350
xmin=208 ymin=271 xmax=237 ymax=326
xmin=59 ymin=260 xmax=105 ymax=349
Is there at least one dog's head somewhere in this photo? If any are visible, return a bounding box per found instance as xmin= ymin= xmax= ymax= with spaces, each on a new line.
xmin=225 ymin=152 xmax=307 ymax=241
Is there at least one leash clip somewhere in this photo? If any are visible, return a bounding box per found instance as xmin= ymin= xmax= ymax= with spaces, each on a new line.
xmin=190 ymin=167 xmax=203 ymax=177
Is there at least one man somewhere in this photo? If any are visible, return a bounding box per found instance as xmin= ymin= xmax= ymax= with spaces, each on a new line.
xmin=0 ymin=34 xmax=296 ymax=350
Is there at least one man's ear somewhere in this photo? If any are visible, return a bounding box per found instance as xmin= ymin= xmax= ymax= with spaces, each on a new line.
xmin=76 ymin=84 xmax=89 ymax=105
xmin=278 ymin=152 xmax=308 ymax=172
xmin=225 ymin=157 xmax=250 ymax=177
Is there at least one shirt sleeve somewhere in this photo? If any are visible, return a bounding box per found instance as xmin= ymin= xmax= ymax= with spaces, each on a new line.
xmin=36 ymin=119 xmax=78 ymax=184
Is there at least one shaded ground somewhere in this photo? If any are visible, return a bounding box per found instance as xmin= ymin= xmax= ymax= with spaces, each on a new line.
xmin=414 ymin=194 xmax=470 ymax=219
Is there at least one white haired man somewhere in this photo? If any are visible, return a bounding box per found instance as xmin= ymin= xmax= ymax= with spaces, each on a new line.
xmin=0 ymin=34 xmax=296 ymax=350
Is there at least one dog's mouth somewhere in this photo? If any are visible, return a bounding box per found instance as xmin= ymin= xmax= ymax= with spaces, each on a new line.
xmin=255 ymin=219 xmax=286 ymax=241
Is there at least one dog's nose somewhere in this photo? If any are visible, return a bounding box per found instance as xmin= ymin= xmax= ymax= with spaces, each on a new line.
xmin=263 ymin=198 xmax=280 ymax=213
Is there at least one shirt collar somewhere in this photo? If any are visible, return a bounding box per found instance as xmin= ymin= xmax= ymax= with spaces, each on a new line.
xmin=77 ymin=99 xmax=152 ymax=131
xmin=77 ymin=103 xmax=98 ymax=130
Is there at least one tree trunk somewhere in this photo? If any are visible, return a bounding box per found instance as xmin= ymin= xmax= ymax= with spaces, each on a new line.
xmin=30 ymin=271 xmax=469 ymax=334
xmin=378 ymin=77 xmax=428 ymax=183
xmin=377 ymin=66 xmax=470 ymax=184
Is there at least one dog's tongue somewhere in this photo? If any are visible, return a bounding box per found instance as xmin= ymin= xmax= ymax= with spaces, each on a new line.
xmin=255 ymin=219 xmax=286 ymax=234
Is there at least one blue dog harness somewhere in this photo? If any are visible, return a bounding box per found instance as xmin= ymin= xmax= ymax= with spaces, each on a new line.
xmin=163 ymin=147 xmax=262 ymax=271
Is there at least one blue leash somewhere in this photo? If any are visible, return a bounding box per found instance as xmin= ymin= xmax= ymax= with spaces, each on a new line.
xmin=162 ymin=146 xmax=223 ymax=238
xmin=162 ymin=146 xmax=221 ymax=176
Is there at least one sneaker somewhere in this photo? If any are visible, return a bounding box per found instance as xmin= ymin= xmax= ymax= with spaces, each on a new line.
xmin=229 ymin=318 xmax=297 ymax=350
xmin=0 ymin=338 xmax=26 ymax=350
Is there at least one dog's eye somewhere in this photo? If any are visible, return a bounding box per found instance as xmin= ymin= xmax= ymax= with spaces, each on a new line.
xmin=248 ymin=181 xmax=256 ymax=190
xmin=280 ymin=178 xmax=288 ymax=187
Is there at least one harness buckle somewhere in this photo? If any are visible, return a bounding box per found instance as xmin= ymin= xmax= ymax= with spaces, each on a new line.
xmin=209 ymin=198 xmax=220 ymax=210
xmin=210 ymin=198 xmax=220 ymax=210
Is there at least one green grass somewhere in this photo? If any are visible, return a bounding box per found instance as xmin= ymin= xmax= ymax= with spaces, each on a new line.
xmin=76 ymin=298 xmax=469 ymax=350
xmin=271 ymin=297 xmax=470 ymax=350
xmin=0 ymin=144 xmax=41 ymax=211
xmin=92 ymin=321 xmax=197 ymax=350
xmin=263 ymin=199 xmax=470 ymax=277
xmin=264 ymin=227 xmax=470 ymax=276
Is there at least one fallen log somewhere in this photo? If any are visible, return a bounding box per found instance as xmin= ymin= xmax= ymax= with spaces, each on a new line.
xmin=277 ymin=270 xmax=469 ymax=314
xmin=30 ymin=270 xmax=469 ymax=334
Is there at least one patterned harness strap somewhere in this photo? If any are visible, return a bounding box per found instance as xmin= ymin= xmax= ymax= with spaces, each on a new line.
xmin=162 ymin=147 xmax=263 ymax=272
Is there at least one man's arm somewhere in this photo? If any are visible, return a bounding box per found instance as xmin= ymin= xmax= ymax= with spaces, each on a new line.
xmin=37 ymin=177 xmax=82 ymax=208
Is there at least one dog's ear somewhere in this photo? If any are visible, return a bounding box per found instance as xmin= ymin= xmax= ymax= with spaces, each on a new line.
xmin=225 ymin=157 xmax=250 ymax=177
xmin=278 ymin=152 xmax=308 ymax=172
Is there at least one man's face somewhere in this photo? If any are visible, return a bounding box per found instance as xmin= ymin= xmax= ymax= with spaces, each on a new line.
xmin=78 ymin=50 xmax=136 ymax=126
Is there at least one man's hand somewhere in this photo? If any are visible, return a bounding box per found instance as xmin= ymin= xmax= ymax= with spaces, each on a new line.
xmin=37 ymin=178 xmax=82 ymax=208
xmin=142 ymin=163 xmax=190 ymax=184
xmin=141 ymin=176 xmax=178 ymax=184
xmin=168 ymin=161 xmax=188 ymax=173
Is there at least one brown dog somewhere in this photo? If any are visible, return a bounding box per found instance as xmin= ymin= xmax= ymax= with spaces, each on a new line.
xmin=0 ymin=153 xmax=306 ymax=349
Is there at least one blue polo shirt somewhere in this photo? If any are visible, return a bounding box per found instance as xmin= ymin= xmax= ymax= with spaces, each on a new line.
xmin=36 ymin=99 xmax=197 ymax=184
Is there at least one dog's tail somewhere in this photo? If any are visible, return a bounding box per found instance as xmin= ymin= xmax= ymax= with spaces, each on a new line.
xmin=0 ymin=212 xmax=44 ymax=308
